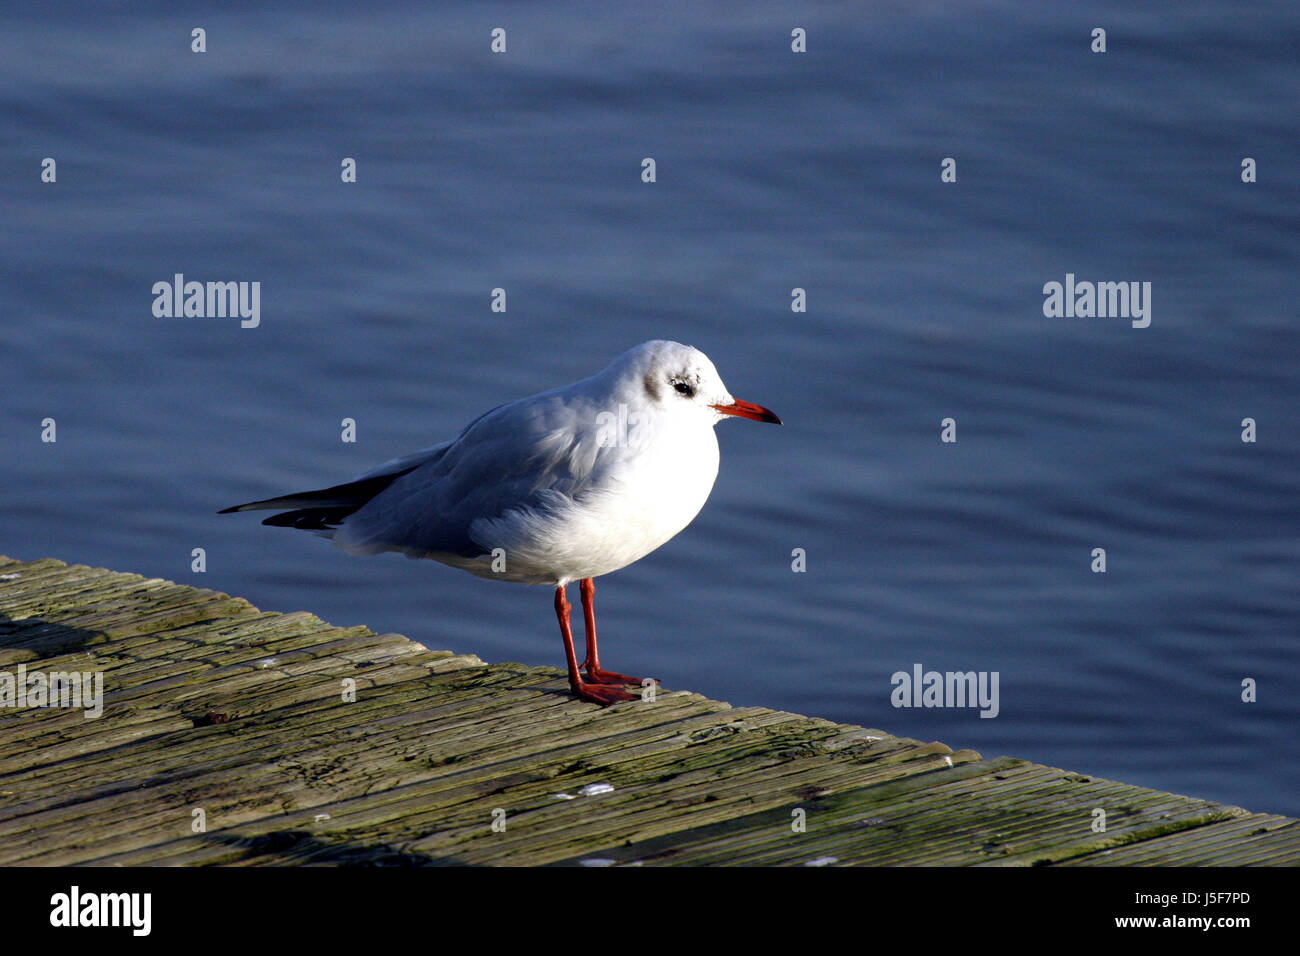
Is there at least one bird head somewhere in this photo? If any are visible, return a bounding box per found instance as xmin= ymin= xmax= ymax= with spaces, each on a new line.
xmin=614 ymin=340 xmax=782 ymax=427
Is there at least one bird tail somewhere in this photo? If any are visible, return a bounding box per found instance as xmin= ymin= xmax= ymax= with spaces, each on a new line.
xmin=218 ymin=467 xmax=418 ymax=532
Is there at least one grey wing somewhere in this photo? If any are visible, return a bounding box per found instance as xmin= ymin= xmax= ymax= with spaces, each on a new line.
xmin=332 ymin=391 xmax=611 ymax=559
xmin=218 ymin=441 xmax=454 ymax=532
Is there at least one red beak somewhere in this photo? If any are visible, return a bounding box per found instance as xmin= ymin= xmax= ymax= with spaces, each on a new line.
xmin=710 ymin=398 xmax=783 ymax=425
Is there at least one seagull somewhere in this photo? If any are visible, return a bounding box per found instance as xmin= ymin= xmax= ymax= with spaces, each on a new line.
xmin=220 ymin=340 xmax=781 ymax=704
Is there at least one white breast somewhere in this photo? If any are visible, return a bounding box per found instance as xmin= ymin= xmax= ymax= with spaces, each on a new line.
xmin=458 ymin=417 xmax=720 ymax=586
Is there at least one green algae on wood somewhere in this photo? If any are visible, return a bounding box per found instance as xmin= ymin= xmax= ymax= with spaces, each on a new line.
xmin=0 ymin=555 xmax=1295 ymax=867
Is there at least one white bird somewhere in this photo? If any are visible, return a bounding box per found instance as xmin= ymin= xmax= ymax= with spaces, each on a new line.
xmin=220 ymin=340 xmax=781 ymax=704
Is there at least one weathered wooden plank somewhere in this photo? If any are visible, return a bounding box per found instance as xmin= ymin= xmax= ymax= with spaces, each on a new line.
xmin=1 ymin=555 xmax=1295 ymax=867
xmin=1 ymin=693 xmax=926 ymax=865
xmin=1061 ymin=814 xmax=1300 ymax=866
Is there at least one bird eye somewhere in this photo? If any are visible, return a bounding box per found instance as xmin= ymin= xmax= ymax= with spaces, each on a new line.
xmin=672 ymin=381 xmax=695 ymax=397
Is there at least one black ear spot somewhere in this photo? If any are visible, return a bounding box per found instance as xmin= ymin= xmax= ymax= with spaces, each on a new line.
xmin=643 ymin=373 xmax=661 ymax=401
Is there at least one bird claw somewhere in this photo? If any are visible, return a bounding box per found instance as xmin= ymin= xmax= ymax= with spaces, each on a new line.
xmin=583 ymin=667 xmax=646 ymax=686
xmin=571 ymin=681 xmax=639 ymax=705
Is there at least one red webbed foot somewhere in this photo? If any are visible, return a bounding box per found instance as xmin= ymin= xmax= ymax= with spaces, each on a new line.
xmin=570 ymin=680 xmax=639 ymax=705
xmin=583 ymin=666 xmax=650 ymax=686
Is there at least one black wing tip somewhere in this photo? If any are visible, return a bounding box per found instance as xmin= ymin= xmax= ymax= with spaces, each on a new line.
xmin=218 ymin=466 xmax=419 ymax=520
xmin=260 ymin=508 xmax=348 ymax=530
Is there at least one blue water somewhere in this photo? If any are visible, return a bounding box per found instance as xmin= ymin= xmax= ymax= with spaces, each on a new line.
xmin=3 ymin=2 xmax=1297 ymax=816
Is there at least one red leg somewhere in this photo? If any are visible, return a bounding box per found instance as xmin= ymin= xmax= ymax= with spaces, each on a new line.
xmin=555 ymin=585 xmax=635 ymax=705
xmin=577 ymin=577 xmax=644 ymax=685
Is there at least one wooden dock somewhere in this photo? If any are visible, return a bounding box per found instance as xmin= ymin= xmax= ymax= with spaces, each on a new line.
xmin=1 ymin=554 xmax=1296 ymax=866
